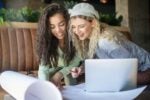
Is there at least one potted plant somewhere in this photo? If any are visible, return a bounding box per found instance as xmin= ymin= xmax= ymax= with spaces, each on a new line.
xmin=63 ymin=0 xmax=78 ymax=9
xmin=0 ymin=6 xmax=41 ymax=28
xmin=99 ymin=12 xmax=123 ymax=26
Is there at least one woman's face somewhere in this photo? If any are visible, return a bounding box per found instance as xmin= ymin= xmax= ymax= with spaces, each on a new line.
xmin=70 ymin=17 xmax=93 ymax=40
xmin=49 ymin=13 xmax=66 ymax=40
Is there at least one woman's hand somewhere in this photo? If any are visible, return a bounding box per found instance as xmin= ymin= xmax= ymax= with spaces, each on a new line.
xmin=51 ymin=72 xmax=63 ymax=90
xmin=71 ymin=66 xmax=84 ymax=78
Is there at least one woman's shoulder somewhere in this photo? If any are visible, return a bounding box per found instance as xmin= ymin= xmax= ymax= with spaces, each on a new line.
xmin=98 ymin=28 xmax=127 ymax=50
xmin=98 ymin=37 xmax=120 ymax=50
xmin=99 ymin=27 xmax=127 ymax=43
xmin=102 ymin=27 xmax=126 ymax=39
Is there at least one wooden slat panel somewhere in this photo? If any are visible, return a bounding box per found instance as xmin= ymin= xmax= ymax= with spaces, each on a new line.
xmin=23 ymin=29 xmax=33 ymax=71
xmin=0 ymin=25 xmax=38 ymax=72
xmin=1 ymin=28 xmax=10 ymax=70
xmin=8 ymin=28 xmax=18 ymax=71
xmin=0 ymin=28 xmax=2 ymax=71
xmin=31 ymin=28 xmax=39 ymax=70
xmin=16 ymin=29 xmax=25 ymax=71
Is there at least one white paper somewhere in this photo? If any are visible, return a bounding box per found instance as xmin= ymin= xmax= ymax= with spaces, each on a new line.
xmin=62 ymin=83 xmax=147 ymax=100
xmin=0 ymin=71 xmax=62 ymax=100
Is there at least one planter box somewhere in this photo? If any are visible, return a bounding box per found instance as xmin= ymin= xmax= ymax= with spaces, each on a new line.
xmin=0 ymin=22 xmax=37 ymax=28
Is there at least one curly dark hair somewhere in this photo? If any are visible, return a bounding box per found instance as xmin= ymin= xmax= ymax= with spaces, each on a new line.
xmin=36 ymin=3 xmax=75 ymax=67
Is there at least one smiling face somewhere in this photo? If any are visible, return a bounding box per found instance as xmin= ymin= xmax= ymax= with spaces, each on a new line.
xmin=70 ymin=17 xmax=94 ymax=40
xmin=49 ymin=13 xmax=66 ymax=40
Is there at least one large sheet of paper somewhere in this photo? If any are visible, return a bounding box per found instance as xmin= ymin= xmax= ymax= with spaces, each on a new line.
xmin=0 ymin=71 xmax=62 ymax=100
xmin=62 ymin=83 xmax=147 ymax=100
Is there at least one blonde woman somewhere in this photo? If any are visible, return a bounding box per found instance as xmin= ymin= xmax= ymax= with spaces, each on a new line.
xmin=69 ymin=3 xmax=150 ymax=85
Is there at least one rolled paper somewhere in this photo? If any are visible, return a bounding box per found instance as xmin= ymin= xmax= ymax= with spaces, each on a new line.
xmin=0 ymin=71 xmax=62 ymax=100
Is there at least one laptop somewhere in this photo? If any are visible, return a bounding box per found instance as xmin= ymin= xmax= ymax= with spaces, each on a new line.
xmin=85 ymin=58 xmax=138 ymax=92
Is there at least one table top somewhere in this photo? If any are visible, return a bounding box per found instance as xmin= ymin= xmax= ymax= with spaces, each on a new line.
xmin=136 ymin=85 xmax=150 ymax=99
xmin=1 ymin=85 xmax=150 ymax=100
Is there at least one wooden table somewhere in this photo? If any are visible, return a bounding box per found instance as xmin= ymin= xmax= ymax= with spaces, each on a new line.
xmin=1 ymin=85 xmax=150 ymax=100
xmin=136 ymin=85 xmax=150 ymax=99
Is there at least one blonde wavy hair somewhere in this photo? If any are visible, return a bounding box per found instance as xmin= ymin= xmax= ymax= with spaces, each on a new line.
xmin=69 ymin=16 xmax=127 ymax=59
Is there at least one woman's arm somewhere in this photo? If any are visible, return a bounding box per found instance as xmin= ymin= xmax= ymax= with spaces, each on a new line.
xmin=59 ymin=54 xmax=81 ymax=77
xmin=38 ymin=64 xmax=56 ymax=80
xmin=38 ymin=64 xmax=50 ymax=80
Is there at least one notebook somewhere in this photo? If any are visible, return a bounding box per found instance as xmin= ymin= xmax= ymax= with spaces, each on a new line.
xmin=85 ymin=58 xmax=138 ymax=92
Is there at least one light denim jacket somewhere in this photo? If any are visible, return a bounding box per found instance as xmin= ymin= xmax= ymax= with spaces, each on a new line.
xmin=95 ymin=38 xmax=150 ymax=71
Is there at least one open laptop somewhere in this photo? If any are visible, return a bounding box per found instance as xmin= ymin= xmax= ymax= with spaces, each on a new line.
xmin=85 ymin=58 xmax=138 ymax=92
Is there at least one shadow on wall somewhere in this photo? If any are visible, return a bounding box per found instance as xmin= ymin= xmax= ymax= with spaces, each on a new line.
xmin=128 ymin=0 xmax=150 ymax=52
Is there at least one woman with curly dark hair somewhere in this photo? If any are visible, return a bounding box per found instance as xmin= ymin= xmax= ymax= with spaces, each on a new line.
xmin=36 ymin=3 xmax=81 ymax=88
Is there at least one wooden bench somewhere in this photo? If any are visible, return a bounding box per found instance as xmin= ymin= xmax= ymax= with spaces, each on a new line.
xmin=0 ymin=22 xmax=39 ymax=99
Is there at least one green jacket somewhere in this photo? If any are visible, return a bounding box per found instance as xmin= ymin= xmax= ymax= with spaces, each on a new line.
xmin=38 ymin=47 xmax=81 ymax=85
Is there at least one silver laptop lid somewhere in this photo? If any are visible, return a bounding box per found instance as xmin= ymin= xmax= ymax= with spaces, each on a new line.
xmin=85 ymin=58 xmax=138 ymax=92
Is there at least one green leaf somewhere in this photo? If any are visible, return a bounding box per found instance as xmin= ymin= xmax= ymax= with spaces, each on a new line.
xmin=0 ymin=7 xmax=41 ymax=22
xmin=99 ymin=12 xmax=123 ymax=26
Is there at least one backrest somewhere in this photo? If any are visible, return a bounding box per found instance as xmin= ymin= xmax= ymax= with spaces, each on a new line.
xmin=0 ymin=23 xmax=39 ymax=72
